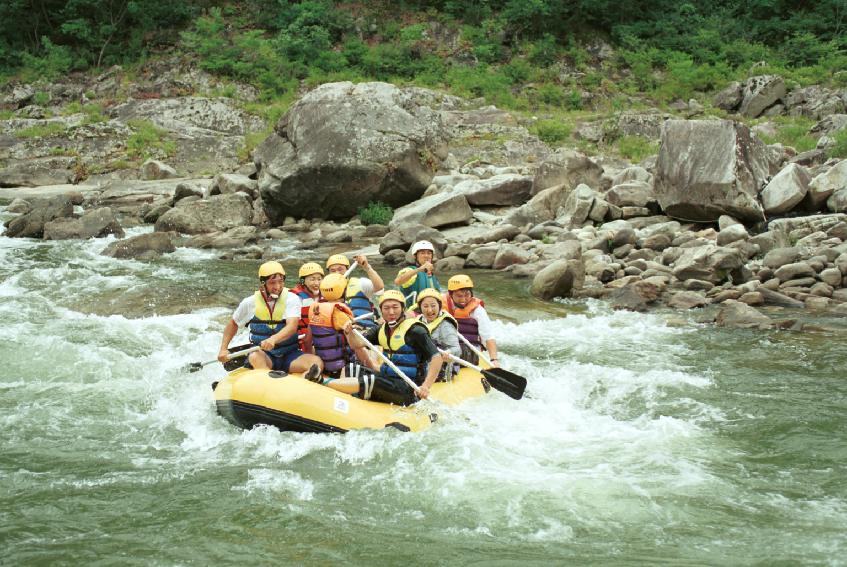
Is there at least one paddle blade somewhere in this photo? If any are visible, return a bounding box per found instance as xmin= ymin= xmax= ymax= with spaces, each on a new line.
xmin=186 ymin=362 xmax=204 ymax=373
xmin=481 ymin=368 xmax=527 ymax=400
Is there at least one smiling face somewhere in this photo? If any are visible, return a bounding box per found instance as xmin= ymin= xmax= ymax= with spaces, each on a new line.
xmin=415 ymin=249 xmax=433 ymax=266
xmin=263 ymin=274 xmax=285 ymax=297
xmin=327 ymin=264 xmax=347 ymax=275
xmin=419 ymin=296 xmax=441 ymax=321
xmin=450 ymin=288 xmax=472 ymax=307
xmin=303 ymin=273 xmax=322 ymax=294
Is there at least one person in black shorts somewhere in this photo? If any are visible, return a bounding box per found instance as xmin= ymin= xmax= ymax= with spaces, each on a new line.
xmin=319 ymin=290 xmax=443 ymax=406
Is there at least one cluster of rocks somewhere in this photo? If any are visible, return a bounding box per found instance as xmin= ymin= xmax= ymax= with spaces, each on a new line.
xmin=4 ymin=79 xmax=847 ymax=329
xmin=1 ymin=59 xmax=264 ymax=185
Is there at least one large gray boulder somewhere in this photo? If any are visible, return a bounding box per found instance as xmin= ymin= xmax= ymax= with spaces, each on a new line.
xmin=605 ymin=181 xmax=656 ymax=209
xmin=716 ymin=300 xmax=774 ymax=329
xmin=4 ymin=194 xmax=76 ymax=238
xmin=452 ymin=174 xmax=533 ymax=206
xmin=807 ymin=160 xmax=847 ymax=210
xmin=739 ymin=75 xmax=786 ymax=118
xmin=530 ymin=259 xmax=585 ymax=299
xmin=207 ymin=173 xmax=258 ymax=200
xmin=504 ymin=183 xmax=570 ymax=227
xmin=672 ymin=245 xmax=745 ymax=284
xmin=388 ymin=192 xmax=472 ymax=231
xmin=654 ymin=120 xmax=769 ymax=222
xmin=0 ymin=157 xmax=76 ymax=187
xmin=101 ymin=231 xmax=176 ymax=260
xmin=140 ymin=159 xmax=178 ymax=181
xmin=154 ymin=193 xmax=253 ymax=234
xmin=530 ymin=148 xmax=603 ymax=196
xmin=43 ymin=207 xmax=124 ymax=240
xmin=761 ymin=163 xmax=810 ymax=215
xmin=254 ymin=82 xmax=448 ymax=222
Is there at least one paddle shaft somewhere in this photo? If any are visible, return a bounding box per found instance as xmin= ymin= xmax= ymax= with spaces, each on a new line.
xmin=189 ymin=345 xmax=261 ymax=372
xmin=457 ymin=332 xmax=494 ymax=367
xmin=439 ymin=349 xmax=484 ymax=372
xmin=350 ymin=328 xmax=421 ymax=395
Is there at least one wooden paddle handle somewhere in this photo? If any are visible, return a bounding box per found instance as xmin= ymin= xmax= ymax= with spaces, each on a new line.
xmin=350 ymin=328 xmax=421 ymax=395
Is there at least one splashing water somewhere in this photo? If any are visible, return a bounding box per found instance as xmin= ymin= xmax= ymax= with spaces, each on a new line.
xmin=1 ymin=207 xmax=846 ymax=565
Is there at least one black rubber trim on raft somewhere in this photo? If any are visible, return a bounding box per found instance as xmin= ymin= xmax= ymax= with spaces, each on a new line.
xmin=216 ymin=399 xmax=347 ymax=433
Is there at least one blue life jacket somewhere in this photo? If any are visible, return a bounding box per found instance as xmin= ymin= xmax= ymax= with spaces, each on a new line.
xmin=248 ymin=290 xmax=298 ymax=358
xmin=345 ymin=277 xmax=376 ymax=328
xmin=377 ymin=317 xmax=427 ymax=384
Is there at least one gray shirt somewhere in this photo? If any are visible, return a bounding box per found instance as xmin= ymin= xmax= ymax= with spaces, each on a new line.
xmin=422 ymin=314 xmax=462 ymax=358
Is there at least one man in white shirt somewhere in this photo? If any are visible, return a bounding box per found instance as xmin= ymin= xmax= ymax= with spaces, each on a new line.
xmin=444 ymin=274 xmax=500 ymax=368
xmin=217 ymin=261 xmax=323 ymax=379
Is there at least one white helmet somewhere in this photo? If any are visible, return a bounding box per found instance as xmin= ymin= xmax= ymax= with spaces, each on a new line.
xmin=410 ymin=240 xmax=435 ymax=255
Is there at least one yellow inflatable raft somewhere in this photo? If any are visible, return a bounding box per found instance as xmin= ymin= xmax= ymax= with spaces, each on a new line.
xmin=212 ymin=366 xmax=490 ymax=433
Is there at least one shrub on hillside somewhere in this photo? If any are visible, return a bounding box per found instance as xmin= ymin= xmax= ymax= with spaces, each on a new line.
xmin=358 ymin=202 xmax=393 ymax=226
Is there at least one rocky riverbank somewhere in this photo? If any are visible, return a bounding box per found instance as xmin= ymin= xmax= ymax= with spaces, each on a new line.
xmin=3 ymin=70 xmax=847 ymax=329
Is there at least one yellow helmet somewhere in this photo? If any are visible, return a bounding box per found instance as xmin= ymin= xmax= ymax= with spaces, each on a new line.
xmin=298 ymin=262 xmax=324 ymax=278
xmin=319 ymin=273 xmax=348 ymax=301
xmin=448 ymin=274 xmax=474 ymax=291
xmin=325 ymin=254 xmax=350 ymax=269
xmin=258 ymin=261 xmax=285 ymax=279
xmin=378 ymin=289 xmax=407 ymax=307
xmin=417 ymin=288 xmax=443 ymax=307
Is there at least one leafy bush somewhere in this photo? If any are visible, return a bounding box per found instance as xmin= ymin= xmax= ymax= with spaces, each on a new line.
xmin=126 ymin=119 xmax=176 ymax=159
xmin=358 ymin=201 xmax=393 ymax=226
xmin=531 ymin=119 xmax=572 ymax=145
xmin=19 ymin=37 xmax=76 ymax=80
xmin=444 ymin=65 xmax=515 ymax=108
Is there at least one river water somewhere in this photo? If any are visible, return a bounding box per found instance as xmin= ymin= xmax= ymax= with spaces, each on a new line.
xmin=2 ymin=206 xmax=846 ymax=566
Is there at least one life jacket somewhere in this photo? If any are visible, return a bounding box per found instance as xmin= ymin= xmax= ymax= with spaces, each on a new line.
xmin=247 ymin=290 xmax=298 ymax=358
xmin=308 ymin=302 xmax=353 ymax=372
xmin=377 ymin=317 xmax=427 ymax=384
xmin=445 ymin=294 xmax=484 ymax=349
xmin=418 ymin=311 xmax=459 ymax=381
xmin=291 ymin=283 xmax=318 ymax=349
xmin=345 ymin=277 xmax=376 ymax=328
xmin=399 ymin=265 xmax=441 ymax=308
xmin=418 ymin=311 xmax=458 ymax=336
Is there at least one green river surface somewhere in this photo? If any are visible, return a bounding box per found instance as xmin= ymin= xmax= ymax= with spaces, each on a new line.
xmin=1 ymin=207 xmax=846 ymax=566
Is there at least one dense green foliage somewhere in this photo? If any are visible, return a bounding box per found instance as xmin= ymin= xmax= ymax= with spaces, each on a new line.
xmin=358 ymin=201 xmax=394 ymax=226
xmin=1 ymin=1 xmax=203 ymax=77
xmin=2 ymin=1 xmax=844 ymax=157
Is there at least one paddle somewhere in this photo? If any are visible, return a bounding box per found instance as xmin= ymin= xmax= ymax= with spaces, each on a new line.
xmin=184 ymin=345 xmax=260 ymax=373
xmin=349 ymin=328 xmax=422 ymax=397
xmin=455 ymin=334 xmax=527 ymax=400
xmin=440 ymin=350 xmax=526 ymax=400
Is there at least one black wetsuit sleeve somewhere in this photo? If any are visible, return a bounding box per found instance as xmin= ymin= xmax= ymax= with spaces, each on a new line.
xmin=404 ymin=324 xmax=439 ymax=361
xmin=362 ymin=325 xmax=380 ymax=344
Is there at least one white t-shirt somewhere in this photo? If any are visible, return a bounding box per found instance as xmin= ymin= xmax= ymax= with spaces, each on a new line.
xmin=471 ymin=305 xmax=494 ymax=344
xmin=232 ymin=291 xmax=302 ymax=327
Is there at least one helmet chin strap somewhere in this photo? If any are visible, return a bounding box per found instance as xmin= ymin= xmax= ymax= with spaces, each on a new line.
xmin=387 ymin=313 xmax=405 ymax=328
xmin=262 ymin=283 xmax=280 ymax=300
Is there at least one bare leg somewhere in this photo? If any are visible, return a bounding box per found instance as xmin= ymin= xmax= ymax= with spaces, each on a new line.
xmin=248 ymin=350 xmax=272 ymax=369
xmin=323 ymin=377 xmax=360 ymax=395
xmin=288 ymin=353 xmax=324 ymax=374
